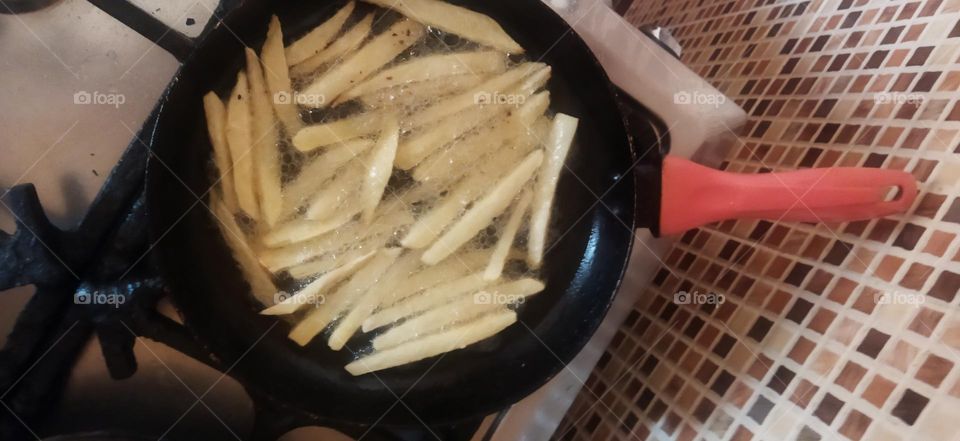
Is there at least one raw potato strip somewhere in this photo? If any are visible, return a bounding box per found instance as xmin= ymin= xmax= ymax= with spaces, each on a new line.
xmin=260 ymin=203 xmax=411 ymax=271
xmin=289 ymin=249 xmax=401 ymax=346
xmin=281 ymin=139 xmax=374 ymax=219
xmin=305 ymin=162 xmax=365 ymax=221
xmin=400 ymin=178 xmax=480 ymax=249
xmin=300 ymin=20 xmax=425 ymax=107
xmin=362 ymin=272 xmax=488 ymax=331
xmin=340 ymin=51 xmax=507 ymax=101
xmin=328 ymin=251 xmax=421 ymax=350
xmin=366 ymin=276 xmax=542 ymax=332
xmin=395 ymin=100 xmax=505 ymax=170
xmin=528 ymin=114 xmax=579 ymax=268
xmin=404 ymin=63 xmax=545 ymax=129
xmin=293 ymin=113 xmax=382 ymax=151
xmin=290 ymin=14 xmax=374 ymax=78
xmin=287 ymin=232 xmax=392 ymax=279
xmin=484 ymin=190 xmax=532 ymax=281
xmin=212 ymin=200 xmax=276 ymax=305
xmin=375 ymin=249 xmax=490 ymax=309
xmin=363 ymin=0 xmax=522 ymax=53
xmin=245 ymin=48 xmax=283 ymax=227
xmin=358 ymin=74 xmax=486 ymax=110
xmin=260 ymin=250 xmax=374 ymax=316
xmin=401 ymin=131 xmax=543 ymax=249
xmin=422 ymin=150 xmax=544 ymax=265
xmin=286 ymin=1 xmax=355 ymax=65
xmin=225 ymin=72 xmax=260 ymax=220
xmin=261 ymin=16 xmax=302 ymax=133
xmin=262 ymin=205 xmax=361 ymax=248
xmin=346 ymin=309 xmax=516 ymax=376
xmin=411 ymin=91 xmax=549 ymax=182
xmin=202 ymin=92 xmax=239 ymax=212
xmin=362 ymin=116 xmax=399 ymax=223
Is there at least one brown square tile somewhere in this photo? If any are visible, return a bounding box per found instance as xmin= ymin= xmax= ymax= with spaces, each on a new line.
xmin=808 ymin=308 xmax=838 ymax=334
xmin=875 ymin=255 xmax=905 ymax=282
xmin=892 ymin=389 xmax=929 ymax=425
xmin=839 ymin=410 xmax=872 ymax=441
xmin=908 ymin=307 xmax=944 ymax=337
xmin=929 ymin=270 xmax=960 ymax=302
xmin=814 ymin=393 xmax=844 ymax=424
xmin=864 ymin=375 xmax=896 ymax=408
xmin=915 ymin=353 xmax=953 ymax=387
xmin=857 ymin=328 xmax=891 ymax=358
xmin=923 ymin=231 xmax=955 ymax=256
xmin=834 ymin=361 xmax=867 ymax=391
xmin=790 ymin=378 xmax=818 ymax=410
xmin=899 ymin=262 xmax=933 ymax=290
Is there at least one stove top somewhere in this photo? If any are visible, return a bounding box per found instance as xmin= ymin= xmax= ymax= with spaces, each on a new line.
xmin=0 ymin=1 xmax=741 ymax=439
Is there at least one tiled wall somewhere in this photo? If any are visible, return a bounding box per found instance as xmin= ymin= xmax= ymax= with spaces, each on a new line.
xmin=556 ymin=0 xmax=960 ymax=440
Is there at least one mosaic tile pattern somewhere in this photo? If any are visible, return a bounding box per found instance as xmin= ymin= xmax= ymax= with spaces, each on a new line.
xmin=556 ymin=0 xmax=960 ymax=440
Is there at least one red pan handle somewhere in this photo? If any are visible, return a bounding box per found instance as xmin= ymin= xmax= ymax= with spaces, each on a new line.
xmin=659 ymin=156 xmax=918 ymax=236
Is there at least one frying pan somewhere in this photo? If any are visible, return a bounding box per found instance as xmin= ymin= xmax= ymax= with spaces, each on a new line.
xmin=120 ymin=0 xmax=917 ymax=428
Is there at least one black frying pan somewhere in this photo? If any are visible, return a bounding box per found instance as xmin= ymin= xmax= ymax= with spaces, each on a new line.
xmin=131 ymin=0 xmax=916 ymax=428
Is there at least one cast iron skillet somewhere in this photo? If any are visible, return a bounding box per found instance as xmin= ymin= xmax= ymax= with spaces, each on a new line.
xmin=144 ymin=0 xmax=641 ymax=426
xmin=133 ymin=0 xmax=916 ymax=427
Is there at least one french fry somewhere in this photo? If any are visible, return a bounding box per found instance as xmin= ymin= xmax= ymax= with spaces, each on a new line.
xmin=245 ymin=48 xmax=284 ymax=227
xmin=202 ymin=92 xmax=239 ymax=212
xmin=401 ymin=130 xmax=542 ymax=249
xmin=400 ymin=178 xmax=478 ymax=249
xmin=528 ymin=114 xmax=578 ymax=268
xmin=362 ymin=0 xmax=523 ymax=53
xmin=366 ymin=276 xmax=542 ymax=332
xmin=212 ymin=199 xmax=277 ymax=305
xmin=281 ymin=139 xmax=374 ymax=219
xmin=346 ymin=309 xmax=516 ymax=375
xmin=372 ymin=248 xmax=490 ymax=311
xmin=358 ymin=74 xmax=486 ymax=110
xmin=287 ymin=232 xmax=393 ymax=279
xmin=225 ymin=72 xmax=260 ymax=220
xmin=484 ymin=190 xmax=531 ymax=281
xmin=262 ymin=203 xmax=360 ymax=248
xmin=286 ymin=1 xmax=355 ymax=65
xmin=300 ymin=20 xmax=425 ymax=107
xmin=293 ymin=112 xmax=382 ymax=152
xmin=260 ymin=203 xmax=412 ymax=271
xmin=260 ymin=250 xmax=374 ymax=316
xmin=404 ymin=63 xmax=546 ymax=129
xmin=411 ymin=91 xmax=548 ymax=183
xmin=422 ymin=150 xmax=543 ymax=265
xmin=395 ymin=101 xmax=504 ymax=170
xmin=363 ymin=272 xmax=488 ymax=331
xmin=305 ymin=162 xmax=365 ymax=221
xmin=289 ymin=248 xmax=400 ymax=346
xmin=362 ymin=116 xmax=399 ymax=224
xmin=290 ymin=14 xmax=374 ymax=78
xmin=261 ymin=16 xmax=302 ymax=133
xmin=373 ymin=293 xmax=500 ymax=350
xmin=340 ymin=51 xmax=507 ymax=102
xmin=328 ymin=251 xmax=421 ymax=350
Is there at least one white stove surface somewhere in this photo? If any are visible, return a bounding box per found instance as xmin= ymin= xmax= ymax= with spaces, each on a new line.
xmin=0 ymin=1 xmax=740 ymax=439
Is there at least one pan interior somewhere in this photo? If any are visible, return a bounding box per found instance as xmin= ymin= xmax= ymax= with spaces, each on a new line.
xmin=147 ymin=0 xmax=637 ymax=424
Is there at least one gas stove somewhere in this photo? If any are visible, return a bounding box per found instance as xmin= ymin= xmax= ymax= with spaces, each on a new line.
xmin=0 ymin=0 xmax=743 ymax=439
